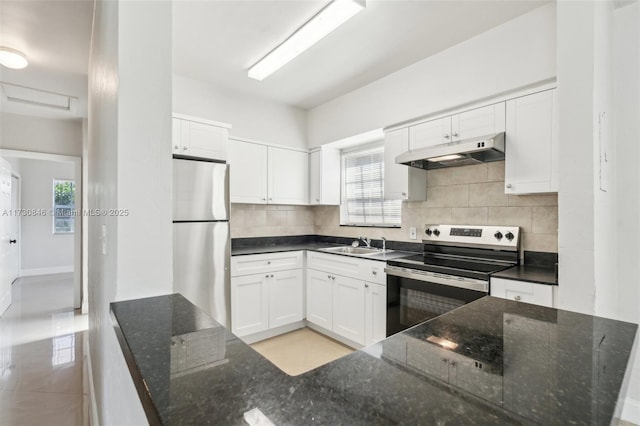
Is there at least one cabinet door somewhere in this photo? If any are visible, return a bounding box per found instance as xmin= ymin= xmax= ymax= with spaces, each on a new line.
xmin=172 ymin=118 xmax=182 ymax=155
xmin=409 ymin=116 xmax=451 ymax=149
xmin=384 ymin=128 xmax=427 ymax=201
xmin=504 ymin=89 xmax=557 ymax=194
xmin=268 ymin=147 xmax=309 ymax=205
xmin=269 ymin=269 xmax=303 ymax=328
xmin=451 ymin=102 xmax=505 ymax=141
xmin=306 ymin=269 xmax=333 ymax=330
xmin=309 ymin=148 xmax=340 ymax=205
xmin=333 ymin=275 xmax=365 ymax=345
xmin=365 ymin=282 xmax=386 ymax=345
xmin=231 ymin=274 xmax=268 ymax=337
xmin=228 ymin=139 xmax=268 ymax=204
xmin=184 ymin=121 xmax=228 ymax=161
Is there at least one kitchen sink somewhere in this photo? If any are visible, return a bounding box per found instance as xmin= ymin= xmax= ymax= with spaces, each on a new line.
xmin=320 ymin=246 xmax=393 ymax=256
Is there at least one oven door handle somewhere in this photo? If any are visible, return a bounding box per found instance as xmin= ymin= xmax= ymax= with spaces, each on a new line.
xmin=384 ymin=266 xmax=488 ymax=293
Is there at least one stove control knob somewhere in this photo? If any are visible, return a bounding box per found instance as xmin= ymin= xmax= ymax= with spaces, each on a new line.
xmin=433 ymin=229 xmax=440 ymax=237
xmin=494 ymin=231 xmax=503 ymax=240
xmin=425 ymin=228 xmax=432 ymax=236
xmin=505 ymin=232 xmax=515 ymax=241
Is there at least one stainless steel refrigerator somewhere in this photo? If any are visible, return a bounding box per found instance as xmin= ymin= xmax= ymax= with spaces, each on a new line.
xmin=173 ymin=158 xmax=230 ymax=327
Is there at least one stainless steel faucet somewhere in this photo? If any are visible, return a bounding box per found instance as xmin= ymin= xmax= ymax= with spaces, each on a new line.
xmin=358 ymin=236 xmax=371 ymax=248
xmin=381 ymin=236 xmax=386 ymax=252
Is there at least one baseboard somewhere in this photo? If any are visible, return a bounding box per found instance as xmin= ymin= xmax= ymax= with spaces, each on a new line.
xmin=622 ymin=397 xmax=640 ymax=425
xmin=20 ymin=266 xmax=74 ymax=277
xmin=306 ymin=322 xmax=363 ymax=350
xmin=84 ymin=335 xmax=100 ymax=426
xmin=239 ymin=321 xmax=306 ymax=344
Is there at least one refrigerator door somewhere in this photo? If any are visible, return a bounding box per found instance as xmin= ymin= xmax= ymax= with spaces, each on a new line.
xmin=173 ymin=221 xmax=230 ymax=327
xmin=173 ymin=159 xmax=229 ymax=221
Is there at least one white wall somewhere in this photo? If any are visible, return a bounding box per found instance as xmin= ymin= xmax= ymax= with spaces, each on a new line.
xmin=88 ymin=0 xmax=173 ymax=424
xmin=0 ymin=113 xmax=82 ymax=157
xmin=173 ymin=74 xmax=307 ymax=149
xmin=306 ymin=4 xmax=556 ymax=147
xmin=17 ymin=159 xmax=74 ymax=275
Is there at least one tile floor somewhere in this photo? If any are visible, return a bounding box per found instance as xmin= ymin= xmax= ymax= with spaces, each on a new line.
xmin=250 ymin=327 xmax=354 ymax=376
xmin=0 ymin=273 xmax=88 ymax=426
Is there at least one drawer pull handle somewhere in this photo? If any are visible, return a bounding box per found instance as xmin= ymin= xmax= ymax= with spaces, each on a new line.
xmin=514 ymin=295 xmax=521 ymax=301
xmin=267 ymin=261 xmax=271 ymax=265
xmin=372 ymin=270 xmax=377 ymax=275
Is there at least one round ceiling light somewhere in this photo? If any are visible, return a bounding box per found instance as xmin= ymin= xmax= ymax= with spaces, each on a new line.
xmin=0 ymin=47 xmax=28 ymax=69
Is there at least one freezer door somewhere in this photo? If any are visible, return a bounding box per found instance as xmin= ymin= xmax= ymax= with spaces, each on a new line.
xmin=173 ymin=159 xmax=229 ymax=221
xmin=173 ymin=221 xmax=230 ymax=327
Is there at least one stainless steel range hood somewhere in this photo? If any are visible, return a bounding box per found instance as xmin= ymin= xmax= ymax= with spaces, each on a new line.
xmin=396 ymin=133 xmax=505 ymax=170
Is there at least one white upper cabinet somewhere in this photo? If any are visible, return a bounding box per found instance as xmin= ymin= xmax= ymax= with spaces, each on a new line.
xmin=228 ymin=139 xmax=308 ymax=205
xmin=309 ymin=148 xmax=340 ymax=205
xmin=268 ymin=147 xmax=309 ymax=205
xmin=409 ymin=116 xmax=451 ymax=150
xmin=504 ymin=89 xmax=558 ymax=194
xmin=408 ymin=102 xmax=505 ymax=149
xmin=228 ymin=139 xmax=268 ymax=204
xmin=451 ymin=102 xmax=506 ymax=141
xmin=384 ymin=128 xmax=427 ymax=201
xmin=172 ymin=114 xmax=230 ymax=161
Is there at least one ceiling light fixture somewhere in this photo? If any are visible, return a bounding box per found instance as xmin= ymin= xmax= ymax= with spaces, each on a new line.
xmin=0 ymin=47 xmax=28 ymax=69
xmin=248 ymin=0 xmax=365 ymax=81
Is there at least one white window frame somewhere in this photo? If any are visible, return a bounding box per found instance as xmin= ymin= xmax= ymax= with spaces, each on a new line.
xmin=340 ymin=143 xmax=401 ymax=228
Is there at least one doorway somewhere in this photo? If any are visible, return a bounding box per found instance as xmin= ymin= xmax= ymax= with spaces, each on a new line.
xmin=10 ymin=174 xmax=20 ymax=284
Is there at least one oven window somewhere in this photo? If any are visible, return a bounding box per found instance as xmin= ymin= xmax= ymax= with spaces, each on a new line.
xmin=401 ymin=288 xmax=464 ymax=325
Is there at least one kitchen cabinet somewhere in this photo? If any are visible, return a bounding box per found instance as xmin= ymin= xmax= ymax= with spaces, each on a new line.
xmin=172 ymin=114 xmax=231 ymax=161
xmin=228 ymin=138 xmax=308 ymax=205
xmin=384 ymin=128 xmax=427 ymax=201
xmin=309 ymin=148 xmax=340 ymax=205
xmin=504 ymin=89 xmax=558 ymax=194
xmin=307 ymin=251 xmax=386 ymax=347
xmin=333 ymin=274 xmax=366 ymax=345
xmin=408 ymin=102 xmax=505 ymax=150
xmin=268 ymin=147 xmax=309 ymax=205
xmin=365 ymin=282 xmax=387 ymax=344
xmin=490 ymin=277 xmax=553 ymax=308
xmin=306 ymin=269 xmax=333 ymax=330
xmin=231 ymin=273 xmax=269 ymax=337
xmin=231 ymin=252 xmax=304 ymax=338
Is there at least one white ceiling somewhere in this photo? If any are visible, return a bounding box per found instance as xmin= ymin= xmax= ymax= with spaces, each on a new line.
xmin=0 ymin=0 xmax=93 ymax=119
xmin=173 ymin=0 xmax=550 ymax=110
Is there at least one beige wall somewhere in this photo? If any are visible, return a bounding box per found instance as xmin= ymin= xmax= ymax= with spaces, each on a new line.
xmin=0 ymin=113 xmax=82 ymax=157
xmin=315 ymin=161 xmax=558 ymax=255
xmin=230 ymin=204 xmax=315 ymax=238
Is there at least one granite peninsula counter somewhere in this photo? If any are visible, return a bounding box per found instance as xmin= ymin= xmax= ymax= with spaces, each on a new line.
xmin=111 ymin=294 xmax=637 ymax=425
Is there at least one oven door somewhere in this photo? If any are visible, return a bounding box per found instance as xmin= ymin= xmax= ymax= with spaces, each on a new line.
xmin=384 ymin=265 xmax=488 ymax=337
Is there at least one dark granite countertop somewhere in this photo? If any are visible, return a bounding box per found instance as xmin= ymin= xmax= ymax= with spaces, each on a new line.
xmin=111 ymin=294 xmax=637 ymax=426
xmin=231 ymin=242 xmax=416 ymax=262
xmin=491 ymin=265 xmax=558 ymax=285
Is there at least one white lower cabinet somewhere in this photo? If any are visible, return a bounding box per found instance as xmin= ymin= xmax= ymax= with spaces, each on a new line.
xmin=365 ymin=282 xmax=387 ymax=344
xmin=269 ymin=269 xmax=304 ymax=328
xmin=332 ymin=275 xmax=366 ymax=345
xmin=490 ymin=277 xmax=553 ymax=308
xmin=231 ymin=252 xmax=304 ymax=338
xmin=231 ymin=274 xmax=269 ymax=337
xmin=306 ymin=269 xmax=333 ymax=330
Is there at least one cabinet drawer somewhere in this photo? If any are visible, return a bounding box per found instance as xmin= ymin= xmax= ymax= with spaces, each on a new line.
xmin=307 ymin=251 xmax=386 ymax=284
xmin=361 ymin=259 xmax=386 ymax=286
xmin=490 ymin=277 xmax=553 ymax=307
xmin=231 ymin=251 xmax=303 ymax=277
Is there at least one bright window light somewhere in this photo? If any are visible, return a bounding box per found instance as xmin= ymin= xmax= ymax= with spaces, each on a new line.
xmin=248 ymin=0 xmax=365 ymax=81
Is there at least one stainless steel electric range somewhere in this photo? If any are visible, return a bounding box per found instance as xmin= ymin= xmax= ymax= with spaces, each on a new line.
xmin=385 ymin=224 xmax=520 ymax=337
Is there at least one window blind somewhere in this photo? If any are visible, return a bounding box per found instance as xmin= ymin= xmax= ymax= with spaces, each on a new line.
xmin=341 ymin=145 xmax=401 ymax=226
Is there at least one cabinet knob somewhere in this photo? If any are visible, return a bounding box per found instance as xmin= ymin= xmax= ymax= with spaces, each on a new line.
xmin=315 ymin=198 xmax=320 ymax=202
xmin=267 ymin=261 xmax=271 ymax=264
xmin=506 ymin=183 xmax=513 ymax=189
xmin=444 ymin=134 xmax=450 ymax=139
xmin=452 ymin=132 xmax=459 ymax=137
xmin=328 ymin=275 xmax=332 ymax=279
xmin=262 ymin=198 xmax=266 ymax=201
xmin=401 ymin=192 xmax=407 ymax=196
xmin=269 ymin=198 xmax=273 ymax=201
xmin=174 ymin=145 xmax=179 ymax=149
xmin=514 ymin=295 xmax=521 ymax=301
xmin=182 ymin=146 xmax=188 ymax=150
xmin=372 ymin=270 xmax=377 ymax=275
xmin=265 ymin=274 xmax=270 ymax=278
xmin=270 ymin=274 xmax=274 ymax=278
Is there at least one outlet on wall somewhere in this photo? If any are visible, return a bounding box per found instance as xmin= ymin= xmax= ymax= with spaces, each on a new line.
xmin=409 ymin=227 xmax=417 ymax=240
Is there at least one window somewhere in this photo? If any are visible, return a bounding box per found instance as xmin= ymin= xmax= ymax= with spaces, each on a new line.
xmin=340 ymin=145 xmax=401 ymax=227
xmin=53 ymin=179 xmax=75 ymax=234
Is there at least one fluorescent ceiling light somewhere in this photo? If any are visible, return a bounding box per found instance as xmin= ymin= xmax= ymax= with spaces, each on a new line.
xmin=0 ymin=47 xmax=28 ymax=69
xmin=248 ymin=0 xmax=365 ymax=81
xmin=427 ymin=154 xmax=465 ymax=163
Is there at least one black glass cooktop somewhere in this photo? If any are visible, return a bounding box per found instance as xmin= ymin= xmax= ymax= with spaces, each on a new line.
xmin=388 ymin=254 xmax=515 ymax=279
